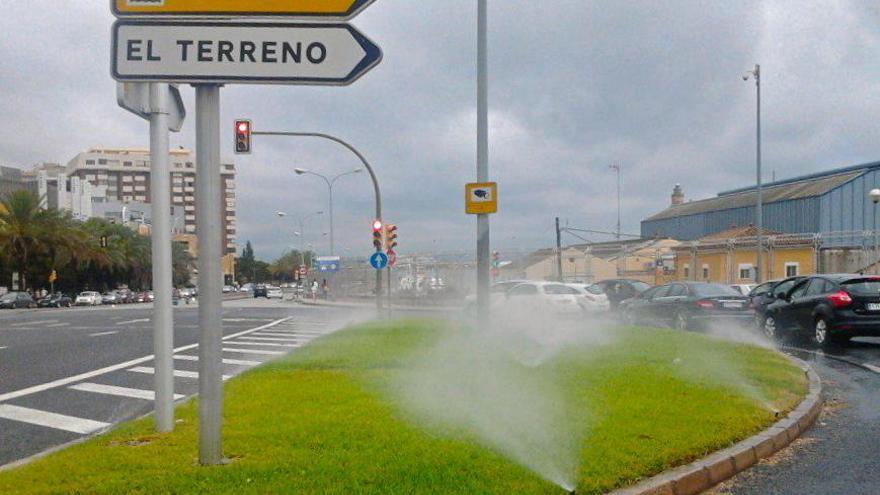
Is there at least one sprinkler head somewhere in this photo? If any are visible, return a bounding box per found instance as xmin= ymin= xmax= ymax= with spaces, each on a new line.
xmin=772 ymin=409 xmax=780 ymax=418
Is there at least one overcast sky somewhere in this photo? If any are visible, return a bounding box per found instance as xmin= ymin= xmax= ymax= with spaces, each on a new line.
xmin=2 ymin=1 xmax=880 ymax=260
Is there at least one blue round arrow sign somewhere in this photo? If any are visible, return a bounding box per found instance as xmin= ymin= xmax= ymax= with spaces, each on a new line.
xmin=370 ymin=252 xmax=389 ymax=270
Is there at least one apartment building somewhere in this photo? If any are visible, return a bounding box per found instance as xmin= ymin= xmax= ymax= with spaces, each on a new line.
xmin=66 ymin=147 xmax=238 ymax=258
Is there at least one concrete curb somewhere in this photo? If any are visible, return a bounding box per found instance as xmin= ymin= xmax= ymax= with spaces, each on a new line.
xmin=607 ymin=354 xmax=822 ymax=495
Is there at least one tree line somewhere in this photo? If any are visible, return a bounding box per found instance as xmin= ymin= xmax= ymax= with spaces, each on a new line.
xmin=0 ymin=190 xmax=193 ymax=294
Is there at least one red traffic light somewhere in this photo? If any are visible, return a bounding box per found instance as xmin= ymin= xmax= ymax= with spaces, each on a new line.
xmin=234 ymin=119 xmax=252 ymax=154
xmin=372 ymin=220 xmax=383 ymax=232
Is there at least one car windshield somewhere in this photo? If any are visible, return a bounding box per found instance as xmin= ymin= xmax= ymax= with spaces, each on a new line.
xmin=631 ymin=281 xmax=651 ymax=292
xmin=842 ymin=278 xmax=880 ymax=296
xmin=544 ymin=284 xmax=580 ymax=295
xmin=585 ymin=284 xmax=604 ymax=295
xmin=691 ymin=283 xmax=742 ymax=297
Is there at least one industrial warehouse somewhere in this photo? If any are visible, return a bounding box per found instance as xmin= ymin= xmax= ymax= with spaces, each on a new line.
xmin=641 ymin=159 xmax=880 ymax=283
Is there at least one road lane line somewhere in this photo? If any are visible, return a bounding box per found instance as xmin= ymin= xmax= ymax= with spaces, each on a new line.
xmin=863 ymin=363 xmax=880 ymax=374
xmin=45 ymin=323 xmax=70 ymax=328
xmin=0 ymin=347 xmax=7 ymax=350
xmin=223 ymin=348 xmax=284 ymax=356
xmin=173 ymin=355 xmax=261 ymax=367
xmin=116 ymin=319 xmax=150 ymax=326
xmin=0 ymin=317 xmax=292 ymax=403
xmin=89 ymin=331 xmax=119 ymax=338
xmin=239 ymin=336 xmax=304 ymax=342
xmin=251 ymin=332 xmax=309 ymax=338
xmin=10 ymin=320 xmax=58 ymax=327
xmin=128 ymin=366 xmax=232 ymax=381
xmin=69 ymin=383 xmax=184 ymax=401
xmin=0 ymin=404 xmax=110 ymax=434
xmin=223 ymin=341 xmax=299 ymax=348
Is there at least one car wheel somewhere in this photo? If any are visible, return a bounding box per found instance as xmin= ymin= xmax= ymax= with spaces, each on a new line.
xmin=675 ymin=311 xmax=689 ymax=331
xmin=813 ymin=317 xmax=832 ymax=348
xmin=762 ymin=316 xmax=779 ymax=340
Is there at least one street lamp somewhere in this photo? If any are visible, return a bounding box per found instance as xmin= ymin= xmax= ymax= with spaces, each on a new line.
xmin=743 ymin=64 xmax=763 ymax=283
xmin=870 ymin=189 xmax=880 ymax=273
xmin=276 ymin=210 xmax=323 ymax=255
xmin=294 ymin=167 xmax=363 ymax=256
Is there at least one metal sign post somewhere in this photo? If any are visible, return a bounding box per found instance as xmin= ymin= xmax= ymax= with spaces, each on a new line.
xmin=475 ymin=0 xmax=491 ymax=323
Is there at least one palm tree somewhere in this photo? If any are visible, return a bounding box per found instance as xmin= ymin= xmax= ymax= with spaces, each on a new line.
xmin=0 ymin=190 xmax=60 ymax=290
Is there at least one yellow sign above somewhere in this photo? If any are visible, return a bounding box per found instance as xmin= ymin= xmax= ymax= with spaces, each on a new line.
xmin=466 ymin=182 xmax=498 ymax=215
xmin=112 ymin=0 xmax=376 ymax=19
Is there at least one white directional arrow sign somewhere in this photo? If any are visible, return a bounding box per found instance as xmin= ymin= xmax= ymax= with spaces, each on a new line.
xmin=111 ymin=21 xmax=382 ymax=86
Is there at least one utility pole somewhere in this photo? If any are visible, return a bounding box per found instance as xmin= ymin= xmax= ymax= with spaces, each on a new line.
xmin=744 ymin=64 xmax=763 ymax=283
xmin=610 ymin=164 xmax=621 ymax=240
xmin=556 ymin=217 xmax=564 ymax=282
xmin=476 ymin=0 xmax=491 ymax=323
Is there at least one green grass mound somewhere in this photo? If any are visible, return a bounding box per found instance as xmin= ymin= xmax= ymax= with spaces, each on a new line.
xmin=0 ymin=320 xmax=806 ymax=494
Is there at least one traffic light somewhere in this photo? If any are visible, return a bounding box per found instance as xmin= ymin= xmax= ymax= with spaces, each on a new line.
xmin=234 ymin=119 xmax=252 ymax=154
xmin=385 ymin=224 xmax=398 ymax=251
xmin=372 ymin=220 xmax=383 ymax=250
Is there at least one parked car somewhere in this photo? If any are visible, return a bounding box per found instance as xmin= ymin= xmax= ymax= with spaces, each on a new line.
xmin=38 ymin=293 xmax=73 ymax=308
xmin=749 ymin=277 xmax=806 ymax=328
xmin=566 ymin=283 xmax=611 ymax=313
xmin=763 ymin=275 xmax=880 ymax=347
xmin=594 ymin=279 xmax=653 ymax=310
xmin=102 ymin=292 xmax=120 ymax=305
xmin=75 ymin=291 xmax=101 ymax=306
xmin=253 ymin=284 xmax=268 ymax=298
xmin=146 ymin=291 xmax=155 ymax=302
xmin=267 ymin=286 xmax=284 ymax=299
xmin=464 ymin=280 xmax=528 ymax=313
xmin=730 ymin=284 xmax=755 ymax=296
xmin=622 ymin=282 xmax=752 ymax=330
xmin=0 ymin=292 xmax=36 ymax=309
xmin=504 ymin=281 xmax=584 ymax=316
xmin=222 ymin=285 xmax=235 ymax=293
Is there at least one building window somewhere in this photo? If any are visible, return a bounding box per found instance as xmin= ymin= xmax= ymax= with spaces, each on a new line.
xmin=86 ymin=160 xmax=95 ymax=165
xmin=123 ymin=161 xmax=132 ymax=167
xmin=98 ymin=159 xmax=107 ymax=165
xmin=785 ymin=262 xmax=800 ymax=278
xmin=702 ymin=264 xmax=710 ymax=281
xmin=683 ymin=264 xmax=690 ymax=279
xmin=739 ymin=263 xmax=754 ymax=280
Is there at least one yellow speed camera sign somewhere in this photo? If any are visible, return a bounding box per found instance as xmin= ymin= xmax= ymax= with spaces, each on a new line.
xmin=466 ymin=182 xmax=498 ymax=215
xmin=112 ymin=0 xmax=376 ymax=19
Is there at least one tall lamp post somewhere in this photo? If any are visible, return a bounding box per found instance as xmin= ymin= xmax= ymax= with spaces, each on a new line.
xmin=744 ymin=64 xmax=763 ymax=283
xmin=871 ymin=189 xmax=880 ymax=274
xmin=277 ymin=210 xmax=323 ymax=254
xmin=293 ymin=168 xmax=363 ymax=256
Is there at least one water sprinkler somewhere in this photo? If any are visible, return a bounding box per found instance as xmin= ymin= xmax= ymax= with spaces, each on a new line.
xmin=772 ymin=409 xmax=780 ymax=419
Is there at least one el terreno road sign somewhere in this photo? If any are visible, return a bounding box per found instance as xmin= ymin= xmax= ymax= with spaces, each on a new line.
xmin=112 ymin=0 xmax=376 ymax=20
xmin=111 ymin=21 xmax=382 ymax=85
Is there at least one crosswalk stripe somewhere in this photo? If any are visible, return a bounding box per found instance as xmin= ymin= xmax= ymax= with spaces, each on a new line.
xmin=173 ymin=355 xmax=261 ymax=366
xmin=239 ymin=336 xmax=304 ymax=343
xmin=223 ymin=341 xmax=299 ymax=348
xmin=223 ymin=347 xmax=284 ymax=356
xmin=0 ymin=404 xmax=110 ymax=434
xmin=69 ymin=383 xmax=184 ymax=401
xmin=89 ymin=331 xmax=118 ymax=338
xmin=128 ymin=367 xmax=232 ymax=381
xmin=250 ymin=332 xmax=309 ymax=338
xmin=116 ymin=319 xmax=150 ymax=326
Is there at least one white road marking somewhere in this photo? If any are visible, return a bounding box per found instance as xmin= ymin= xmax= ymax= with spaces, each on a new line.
xmin=128 ymin=366 xmax=232 ymax=381
xmin=10 ymin=320 xmax=58 ymax=327
xmin=0 ymin=404 xmax=110 ymax=434
xmin=173 ymin=355 xmax=261 ymax=367
xmin=45 ymin=323 xmax=70 ymax=328
xmin=863 ymin=363 xmax=880 ymax=374
xmin=0 ymin=346 xmax=7 ymax=350
xmin=239 ymin=336 xmax=304 ymax=343
xmin=223 ymin=318 xmax=274 ymax=323
xmin=89 ymin=331 xmax=119 ymax=338
xmin=69 ymin=383 xmax=184 ymax=401
xmin=223 ymin=347 xmax=284 ymax=356
xmin=223 ymin=341 xmax=299 ymax=348
xmin=0 ymin=317 xmax=292 ymax=403
xmin=251 ymin=332 xmax=309 ymax=338
xmin=116 ymin=318 xmax=150 ymax=326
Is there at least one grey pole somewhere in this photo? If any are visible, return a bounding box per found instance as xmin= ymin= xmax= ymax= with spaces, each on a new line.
xmin=555 ymin=217 xmax=563 ymax=281
xmin=149 ymin=83 xmax=175 ymax=433
xmin=755 ymin=65 xmax=763 ymax=283
xmin=254 ymin=131 xmax=382 ymax=310
xmin=476 ymin=0 xmax=491 ymax=323
xmin=195 ymin=84 xmax=224 ymax=465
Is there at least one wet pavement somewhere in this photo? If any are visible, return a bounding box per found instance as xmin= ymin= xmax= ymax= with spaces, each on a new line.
xmin=710 ymin=337 xmax=880 ymax=495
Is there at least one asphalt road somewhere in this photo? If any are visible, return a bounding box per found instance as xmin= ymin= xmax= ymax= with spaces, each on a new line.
xmin=711 ymin=337 xmax=880 ymax=495
xmin=0 ymin=298 xmax=375 ymax=467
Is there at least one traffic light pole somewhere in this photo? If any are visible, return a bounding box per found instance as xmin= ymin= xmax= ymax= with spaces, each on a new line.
xmin=195 ymin=84 xmax=225 ymax=466
xmin=251 ymin=130 xmax=383 ymax=311
xmin=149 ymin=83 xmax=175 ymax=433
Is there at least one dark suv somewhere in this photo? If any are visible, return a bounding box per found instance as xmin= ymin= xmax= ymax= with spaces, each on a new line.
xmin=763 ymin=274 xmax=880 ymax=347
xmin=253 ymin=284 xmax=268 ymax=298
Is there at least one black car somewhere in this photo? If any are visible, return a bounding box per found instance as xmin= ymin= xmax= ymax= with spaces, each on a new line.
xmin=748 ymin=277 xmax=806 ymax=328
xmin=253 ymin=284 xmax=268 ymax=298
xmin=623 ymin=282 xmax=752 ymax=330
xmin=763 ymin=274 xmax=880 ymax=347
xmin=594 ymin=279 xmax=653 ymax=311
xmin=0 ymin=292 xmax=36 ymax=309
xmin=38 ymin=293 xmax=73 ymax=308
